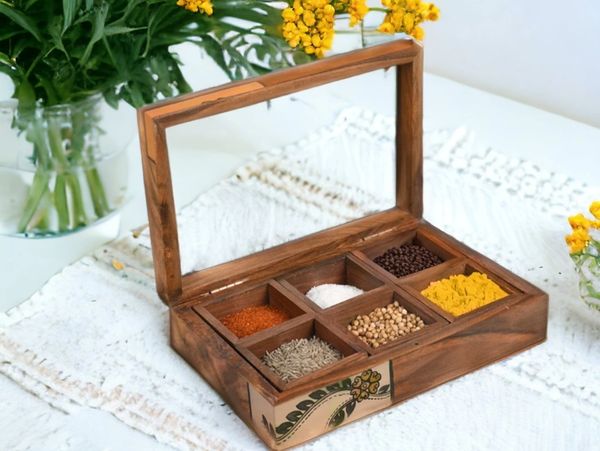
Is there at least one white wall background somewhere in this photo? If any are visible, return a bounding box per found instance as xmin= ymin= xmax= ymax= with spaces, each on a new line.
xmin=1 ymin=2 xmax=599 ymax=128
xmin=423 ymin=0 xmax=600 ymax=127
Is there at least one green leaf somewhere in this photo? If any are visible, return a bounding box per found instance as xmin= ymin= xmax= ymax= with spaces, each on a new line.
xmin=345 ymin=400 xmax=356 ymax=416
xmin=48 ymin=16 xmax=69 ymax=57
xmin=275 ymin=421 xmax=294 ymax=435
xmin=80 ymin=3 xmax=109 ymax=65
xmin=0 ymin=52 xmax=15 ymax=70
xmin=0 ymin=28 xmax=25 ymax=41
xmin=121 ymin=0 xmax=147 ymax=21
xmin=308 ymin=390 xmax=327 ymax=400
xmin=198 ymin=35 xmax=234 ymax=79
xmin=328 ymin=407 xmax=345 ymax=428
xmin=292 ymin=50 xmax=314 ymax=65
xmin=104 ymin=25 xmax=146 ymax=36
xmin=295 ymin=399 xmax=314 ymax=411
xmin=285 ymin=410 xmax=303 ymax=422
xmin=62 ymin=0 xmax=81 ymax=33
xmin=378 ymin=384 xmax=390 ymax=395
xmin=0 ymin=3 xmax=43 ymax=41
xmin=15 ymin=79 xmax=36 ymax=111
xmin=37 ymin=77 xmax=59 ymax=105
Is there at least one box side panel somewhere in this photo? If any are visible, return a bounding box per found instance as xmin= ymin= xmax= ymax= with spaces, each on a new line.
xmin=250 ymin=361 xmax=392 ymax=450
xmin=170 ymin=307 xmax=277 ymax=447
xmin=391 ymin=293 xmax=548 ymax=401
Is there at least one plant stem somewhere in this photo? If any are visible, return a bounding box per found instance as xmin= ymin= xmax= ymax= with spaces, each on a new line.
xmin=65 ymin=173 xmax=87 ymax=227
xmin=54 ymin=174 xmax=69 ymax=232
xmin=17 ymin=170 xmax=50 ymax=233
xmin=85 ymin=166 xmax=110 ymax=217
xmin=16 ymin=95 xmax=113 ymax=235
xmin=335 ymin=29 xmax=380 ymax=35
xmin=360 ymin=21 xmax=366 ymax=47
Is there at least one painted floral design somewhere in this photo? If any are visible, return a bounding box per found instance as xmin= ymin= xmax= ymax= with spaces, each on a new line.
xmin=351 ymin=369 xmax=381 ymax=402
xmin=261 ymin=367 xmax=392 ymax=448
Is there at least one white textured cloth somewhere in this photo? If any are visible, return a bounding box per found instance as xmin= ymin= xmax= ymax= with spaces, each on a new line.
xmin=1 ymin=108 xmax=599 ymax=451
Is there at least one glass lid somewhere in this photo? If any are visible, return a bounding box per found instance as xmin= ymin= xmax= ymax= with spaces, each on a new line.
xmin=166 ymin=67 xmax=397 ymax=275
xmin=137 ymin=40 xmax=424 ymax=303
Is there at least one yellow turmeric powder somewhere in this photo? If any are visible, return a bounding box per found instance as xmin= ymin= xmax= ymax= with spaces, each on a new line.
xmin=421 ymin=272 xmax=508 ymax=316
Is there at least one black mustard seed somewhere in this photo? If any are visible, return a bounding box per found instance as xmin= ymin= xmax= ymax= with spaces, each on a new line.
xmin=373 ymin=243 xmax=443 ymax=277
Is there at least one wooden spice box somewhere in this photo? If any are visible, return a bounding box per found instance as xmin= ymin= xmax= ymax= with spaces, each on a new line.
xmin=138 ymin=40 xmax=548 ymax=449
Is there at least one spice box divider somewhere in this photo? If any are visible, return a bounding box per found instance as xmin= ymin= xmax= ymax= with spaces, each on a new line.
xmin=238 ymin=317 xmax=367 ymax=391
xmin=277 ymin=253 xmax=387 ymax=312
xmin=237 ymin=314 xmax=314 ymax=349
xmin=323 ymin=285 xmax=448 ymax=355
xmin=350 ymin=250 xmax=463 ymax=322
xmin=193 ymin=280 xmax=311 ymax=345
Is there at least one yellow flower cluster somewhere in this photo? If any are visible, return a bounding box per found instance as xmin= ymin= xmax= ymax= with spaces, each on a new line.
xmin=378 ymin=0 xmax=440 ymax=40
xmin=282 ymin=0 xmax=336 ymax=58
xmin=176 ymin=0 xmax=213 ymax=15
xmin=333 ymin=0 xmax=369 ymax=27
xmin=566 ymin=201 xmax=600 ymax=254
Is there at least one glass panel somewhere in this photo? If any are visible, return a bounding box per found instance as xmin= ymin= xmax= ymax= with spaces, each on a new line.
xmin=166 ymin=67 xmax=397 ymax=275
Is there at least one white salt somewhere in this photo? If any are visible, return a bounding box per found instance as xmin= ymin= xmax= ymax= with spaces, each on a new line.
xmin=306 ymin=284 xmax=364 ymax=309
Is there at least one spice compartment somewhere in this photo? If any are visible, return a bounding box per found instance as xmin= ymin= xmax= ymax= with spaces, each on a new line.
xmin=324 ymin=285 xmax=447 ymax=355
xmin=238 ymin=317 xmax=367 ymax=391
xmin=194 ymin=281 xmax=310 ymax=344
xmin=278 ymin=254 xmax=386 ymax=311
xmin=402 ymin=259 xmax=524 ymax=322
xmin=355 ymin=228 xmax=461 ymax=281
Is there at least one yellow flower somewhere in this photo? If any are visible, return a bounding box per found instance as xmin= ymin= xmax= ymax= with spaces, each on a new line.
xmin=427 ymin=4 xmax=440 ymax=20
xmin=177 ymin=0 xmax=213 ymax=15
xmin=403 ymin=13 xmax=415 ymax=32
xmin=331 ymin=0 xmax=367 ymax=27
xmin=569 ymin=213 xmax=593 ymax=231
xmin=590 ymin=201 xmax=600 ymax=220
xmin=112 ymin=259 xmax=125 ymax=271
xmin=378 ymin=21 xmax=395 ymax=34
xmin=282 ymin=0 xmax=335 ymax=58
xmin=411 ymin=25 xmax=424 ymax=40
xmin=565 ymin=228 xmax=591 ymax=254
xmin=378 ymin=0 xmax=439 ymax=37
xmin=349 ymin=0 xmax=369 ymax=27
xmin=282 ymin=8 xmax=297 ymax=21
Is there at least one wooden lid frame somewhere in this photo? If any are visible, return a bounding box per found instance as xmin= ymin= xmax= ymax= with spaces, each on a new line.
xmin=138 ymin=39 xmax=424 ymax=305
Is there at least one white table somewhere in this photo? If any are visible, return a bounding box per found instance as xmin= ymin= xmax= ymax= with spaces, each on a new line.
xmin=1 ymin=44 xmax=598 ymax=450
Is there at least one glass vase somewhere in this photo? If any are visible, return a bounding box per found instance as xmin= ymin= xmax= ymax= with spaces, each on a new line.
xmin=0 ymin=94 xmax=131 ymax=237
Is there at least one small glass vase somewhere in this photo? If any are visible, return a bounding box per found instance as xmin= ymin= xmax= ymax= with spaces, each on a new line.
xmin=571 ymin=241 xmax=600 ymax=312
xmin=0 ymin=94 xmax=131 ymax=237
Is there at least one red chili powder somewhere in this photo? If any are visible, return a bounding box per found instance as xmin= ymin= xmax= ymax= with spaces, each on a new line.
xmin=221 ymin=305 xmax=289 ymax=338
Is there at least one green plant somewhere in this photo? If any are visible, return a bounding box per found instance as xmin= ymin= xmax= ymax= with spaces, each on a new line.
xmin=0 ymin=0 xmax=308 ymax=234
xmin=0 ymin=0 xmax=307 ymax=109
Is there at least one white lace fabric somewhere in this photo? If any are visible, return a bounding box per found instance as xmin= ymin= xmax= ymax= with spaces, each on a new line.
xmin=1 ymin=108 xmax=599 ymax=450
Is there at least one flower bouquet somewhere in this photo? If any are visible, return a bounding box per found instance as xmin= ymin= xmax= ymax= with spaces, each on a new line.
xmin=566 ymin=201 xmax=600 ymax=312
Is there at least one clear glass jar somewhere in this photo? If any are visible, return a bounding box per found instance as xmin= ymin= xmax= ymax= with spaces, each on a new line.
xmin=0 ymin=94 xmax=132 ymax=237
